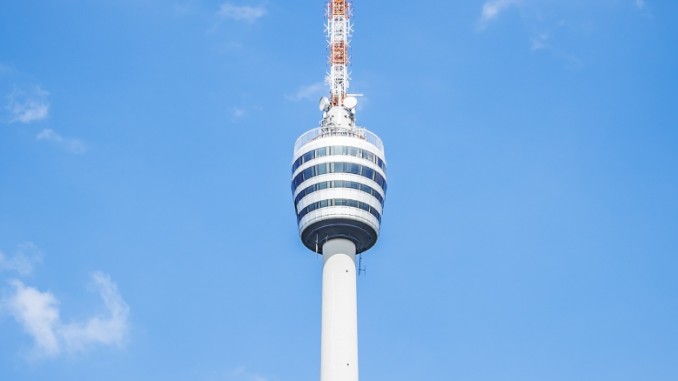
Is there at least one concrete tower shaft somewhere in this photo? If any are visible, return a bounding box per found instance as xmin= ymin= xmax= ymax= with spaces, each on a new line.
xmin=321 ymin=239 xmax=359 ymax=381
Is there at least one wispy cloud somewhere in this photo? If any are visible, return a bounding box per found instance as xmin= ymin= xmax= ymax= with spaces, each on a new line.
xmin=0 ymin=63 xmax=11 ymax=75
xmin=217 ymin=3 xmax=266 ymax=22
xmin=230 ymin=106 xmax=247 ymax=122
xmin=60 ymin=272 xmax=129 ymax=353
xmin=229 ymin=367 xmax=270 ymax=381
xmin=479 ymin=0 xmax=522 ymax=28
xmin=4 ymin=279 xmax=61 ymax=356
xmin=3 ymin=272 xmax=130 ymax=358
xmin=0 ymin=243 xmax=42 ymax=276
xmin=635 ymin=0 xmax=646 ymax=9
xmin=286 ymin=82 xmax=325 ymax=102
xmin=232 ymin=107 xmax=246 ymax=119
xmin=36 ymin=128 xmax=86 ymax=154
xmin=225 ymin=100 xmax=263 ymax=123
xmin=531 ymin=32 xmax=549 ymax=51
xmin=173 ymin=2 xmax=194 ymax=16
xmin=6 ymin=86 xmax=50 ymax=124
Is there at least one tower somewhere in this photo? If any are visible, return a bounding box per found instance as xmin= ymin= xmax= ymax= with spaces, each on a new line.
xmin=291 ymin=2 xmax=386 ymax=381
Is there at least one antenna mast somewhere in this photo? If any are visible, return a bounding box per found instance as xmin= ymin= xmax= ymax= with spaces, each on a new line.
xmin=326 ymin=0 xmax=352 ymax=107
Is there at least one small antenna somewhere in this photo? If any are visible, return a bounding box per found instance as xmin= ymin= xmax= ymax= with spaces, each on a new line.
xmin=319 ymin=96 xmax=331 ymax=112
xmin=357 ymin=255 xmax=366 ymax=276
xmin=343 ymin=96 xmax=357 ymax=109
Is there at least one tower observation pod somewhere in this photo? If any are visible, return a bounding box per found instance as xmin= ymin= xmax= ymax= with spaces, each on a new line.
xmin=291 ymin=2 xmax=386 ymax=381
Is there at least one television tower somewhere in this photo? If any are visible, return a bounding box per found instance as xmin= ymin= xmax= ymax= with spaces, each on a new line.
xmin=291 ymin=2 xmax=387 ymax=381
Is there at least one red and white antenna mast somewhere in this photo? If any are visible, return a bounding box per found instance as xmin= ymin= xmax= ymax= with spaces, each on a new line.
xmin=326 ymin=0 xmax=353 ymax=107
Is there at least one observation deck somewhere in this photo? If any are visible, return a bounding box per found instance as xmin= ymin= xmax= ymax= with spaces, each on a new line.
xmin=292 ymin=124 xmax=387 ymax=254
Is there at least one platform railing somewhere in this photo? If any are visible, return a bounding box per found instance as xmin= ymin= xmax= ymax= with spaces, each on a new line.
xmin=294 ymin=126 xmax=384 ymax=153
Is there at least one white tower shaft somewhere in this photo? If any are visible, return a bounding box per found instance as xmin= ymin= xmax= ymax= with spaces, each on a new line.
xmin=321 ymin=238 xmax=359 ymax=381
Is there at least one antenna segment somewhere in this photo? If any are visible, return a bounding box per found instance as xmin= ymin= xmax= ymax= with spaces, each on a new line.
xmin=326 ymin=0 xmax=352 ymax=107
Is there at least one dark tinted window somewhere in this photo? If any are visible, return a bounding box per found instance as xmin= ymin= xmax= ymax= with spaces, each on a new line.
xmin=297 ymin=198 xmax=382 ymax=223
xmin=292 ymin=145 xmax=387 ymax=173
xmin=291 ymin=162 xmax=387 ymax=191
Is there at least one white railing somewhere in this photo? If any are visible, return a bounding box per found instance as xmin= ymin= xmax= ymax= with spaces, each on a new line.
xmin=294 ymin=126 xmax=385 ymax=153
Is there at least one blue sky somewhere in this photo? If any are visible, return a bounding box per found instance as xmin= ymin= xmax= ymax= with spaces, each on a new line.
xmin=1 ymin=0 xmax=677 ymax=380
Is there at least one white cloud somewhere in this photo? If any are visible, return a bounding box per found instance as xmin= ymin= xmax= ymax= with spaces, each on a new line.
xmin=6 ymin=86 xmax=50 ymax=124
xmin=217 ymin=3 xmax=266 ymax=22
xmin=36 ymin=128 xmax=86 ymax=154
xmin=479 ymin=0 xmax=522 ymax=28
xmin=231 ymin=107 xmax=246 ymax=121
xmin=286 ymin=82 xmax=326 ymax=102
xmin=60 ymin=272 xmax=130 ymax=353
xmin=4 ymin=280 xmax=61 ymax=356
xmin=174 ymin=3 xmax=194 ymax=15
xmin=531 ymin=32 xmax=549 ymax=51
xmin=0 ymin=63 xmax=11 ymax=75
xmin=3 ymin=272 xmax=130 ymax=357
xmin=635 ymin=0 xmax=646 ymax=9
xmin=230 ymin=367 xmax=270 ymax=381
xmin=0 ymin=243 xmax=42 ymax=276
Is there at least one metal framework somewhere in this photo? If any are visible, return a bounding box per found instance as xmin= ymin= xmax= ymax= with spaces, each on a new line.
xmin=326 ymin=0 xmax=353 ymax=107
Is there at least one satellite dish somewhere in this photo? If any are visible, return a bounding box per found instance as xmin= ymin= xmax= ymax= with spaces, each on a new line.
xmin=319 ymin=97 xmax=331 ymax=111
xmin=343 ymin=96 xmax=358 ymax=109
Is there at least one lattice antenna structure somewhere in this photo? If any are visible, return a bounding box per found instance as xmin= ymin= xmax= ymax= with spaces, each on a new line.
xmin=326 ymin=0 xmax=353 ymax=107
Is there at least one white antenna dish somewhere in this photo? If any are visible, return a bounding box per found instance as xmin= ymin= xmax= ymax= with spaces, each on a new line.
xmin=343 ymin=96 xmax=358 ymax=109
xmin=319 ymin=97 xmax=331 ymax=111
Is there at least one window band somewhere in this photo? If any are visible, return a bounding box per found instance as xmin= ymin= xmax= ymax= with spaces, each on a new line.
xmin=291 ymin=162 xmax=387 ymax=193
xmin=297 ymin=198 xmax=382 ymax=223
xmin=293 ymin=145 xmax=386 ymax=173
xmin=294 ymin=180 xmax=385 ymax=207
